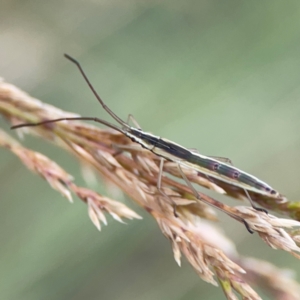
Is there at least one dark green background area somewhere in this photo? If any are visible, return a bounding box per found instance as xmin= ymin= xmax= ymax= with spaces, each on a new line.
xmin=1 ymin=1 xmax=300 ymax=299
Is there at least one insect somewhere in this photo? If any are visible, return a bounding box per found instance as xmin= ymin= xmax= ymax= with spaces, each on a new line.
xmin=12 ymin=54 xmax=285 ymax=233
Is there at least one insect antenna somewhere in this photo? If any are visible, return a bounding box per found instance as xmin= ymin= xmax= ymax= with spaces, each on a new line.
xmin=11 ymin=54 xmax=130 ymax=132
xmin=64 ymin=54 xmax=129 ymax=129
xmin=11 ymin=117 xmax=124 ymax=134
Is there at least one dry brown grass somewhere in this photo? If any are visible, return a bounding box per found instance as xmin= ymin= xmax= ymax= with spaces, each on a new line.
xmin=1 ymin=78 xmax=300 ymax=299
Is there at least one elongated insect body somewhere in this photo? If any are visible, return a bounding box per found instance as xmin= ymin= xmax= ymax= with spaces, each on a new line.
xmin=123 ymin=128 xmax=281 ymax=199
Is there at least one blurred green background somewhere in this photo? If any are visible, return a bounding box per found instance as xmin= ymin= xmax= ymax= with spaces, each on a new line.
xmin=1 ymin=1 xmax=300 ymax=299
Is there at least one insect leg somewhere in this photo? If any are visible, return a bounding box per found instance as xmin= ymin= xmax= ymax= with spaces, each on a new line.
xmin=111 ymin=143 xmax=144 ymax=157
xmin=243 ymin=189 xmax=268 ymax=214
xmin=188 ymin=148 xmax=233 ymax=165
xmin=187 ymin=148 xmax=199 ymax=153
xmin=127 ymin=114 xmax=142 ymax=130
xmin=208 ymin=156 xmax=233 ymax=165
xmin=191 ymin=151 xmax=265 ymax=213
xmin=157 ymin=158 xmax=178 ymax=217
xmin=112 ymin=144 xmax=143 ymax=151
xmin=177 ymin=163 xmax=254 ymax=234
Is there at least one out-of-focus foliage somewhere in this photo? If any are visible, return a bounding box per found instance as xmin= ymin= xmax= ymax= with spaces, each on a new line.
xmin=1 ymin=1 xmax=300 ymax=299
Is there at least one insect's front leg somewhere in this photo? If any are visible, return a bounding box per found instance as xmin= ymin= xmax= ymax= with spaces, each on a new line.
xmin=156 ymin=158 xmax=178 ymax=217
xmin=127 ymin=114 xmax=142 ymax=130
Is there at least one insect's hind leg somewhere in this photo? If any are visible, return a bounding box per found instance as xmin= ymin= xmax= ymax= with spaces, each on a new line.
xmin=203 ymin=152 xmax=267 ymax=213
xmin=190 ymin=149 xmax=266 ymax=215
xmin=176 ymin=163 xmax=254 ymax=234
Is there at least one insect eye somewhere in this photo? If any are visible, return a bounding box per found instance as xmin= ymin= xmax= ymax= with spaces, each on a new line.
xmin=270 ymin=189 xmax=277 ymax=195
